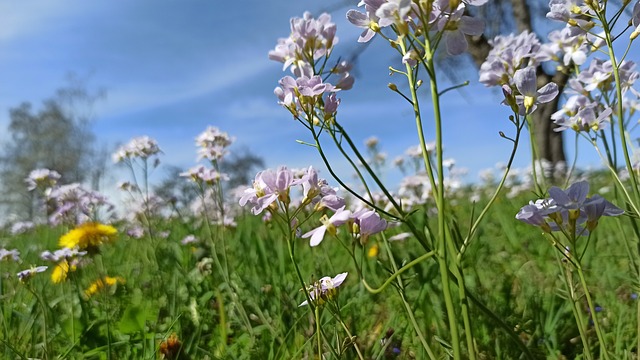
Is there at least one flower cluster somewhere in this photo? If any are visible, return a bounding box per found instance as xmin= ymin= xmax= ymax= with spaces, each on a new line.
xmin=552 ymin=58 xmax=639 ymax=133
xmin=299 ymin=272 xmax=348 ymax=307
xmin=239 ymin=166 xmax=343 ymax=215
xmin=347 ymin=0 xmax=486 ymax=55
xmin=112 ymin=136 xmax=161 ymax=163
xmin=47 ymin=183 xmax=114 ymax=226
xmin=516 ymin=181 xmax=623 ymax=236
xmin=25 ymin=168 xmax=61 ymax=192
xmin=195 ymin=126 xmax=234 ymax=162
xmin=270 ymin=12 xmax=353 ymax=122
xmin=269 ymin=12 xmax=339 ymax=77
xmin=181 ymin=165 xmax=229 ymax=185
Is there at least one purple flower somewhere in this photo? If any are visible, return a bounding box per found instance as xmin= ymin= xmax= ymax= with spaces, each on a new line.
xmin=25 ymin=169 xmax=61 ymax=191
xmin=516 ymin=180 xmax=623 ymax=235
xmin=302 ymin=206 xmax=352 ymax=246
xmin=113 ymin=136 xmax=161 ymax=163
xmin=239 ymin=167 xmax=300 ymax=215
xmin=299 ymin=272 xmax=348 ymax=307
xmin=195 ymin=126 xmax=234 ymax=161
xmin=632 ymin=1 xmax=640 ymax=39
xmin=513 ymin=67 xmax=559 ymax=114
xmin=269 ymin=12 xmax=338 ymax=76
xmin=17 ymin=266 xmax=48 ymax=282
xmin=352 ymin=209 xmax=387 ymax=244
xmin=436 ymin=4 xmax=485 ymax=56
xmin=0 ymin=248 xmax=21 ymax=262
xmin=347 ymin=0 xmax=386 ymax=43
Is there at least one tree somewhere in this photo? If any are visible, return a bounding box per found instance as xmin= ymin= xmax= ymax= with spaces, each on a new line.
xmin=464 ymin=0 xmax=568 ymax=175
xmin=0 ymin=79 xmax=104 ymax=220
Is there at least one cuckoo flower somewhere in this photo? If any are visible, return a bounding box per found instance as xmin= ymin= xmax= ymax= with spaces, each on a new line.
xmin=513 ymin=66 xmax=559 ymax=114
xmin=352 ymin=209 xmax=387 ymax=244
xmin=436 ymin=3 xmax=485 ymax=56
xmin=26 ymin=169 xmax=61 ymax=191
xmin=269 ymin=12 xmax=338 ymax=75
xmin=632 ymin=1 xmax=640 ymax=39
xmin=347 ymin=0 xmax=386 ymax=43
xmin=299 ymin=272 xmax=348 ymax=307
xmin=302 ymin=206 xmax=351 ymax=246
xmin=516 ymin=180 xmax=623 ymax=236
xmin=17 ymin=266 xmax=48 ymax=282
xmin=113 ymin=136 xmax=161 ymax=163
xmin=239 ymin=167 xmax=299 ymax=215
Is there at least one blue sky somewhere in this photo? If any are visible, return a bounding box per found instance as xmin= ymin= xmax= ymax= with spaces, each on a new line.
xmin=0 ymin=0 xmax=607 ymax=192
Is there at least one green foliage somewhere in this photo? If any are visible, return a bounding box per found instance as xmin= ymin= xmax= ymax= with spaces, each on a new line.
xmin=0 ymin=176 xmax=637 ymax=359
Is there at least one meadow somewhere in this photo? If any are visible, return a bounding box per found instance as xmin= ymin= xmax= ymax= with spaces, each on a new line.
xmin=3 ymin=0 xmax=640 ymax=359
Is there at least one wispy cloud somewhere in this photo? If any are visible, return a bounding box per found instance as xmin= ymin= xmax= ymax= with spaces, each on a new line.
xmin=0 ymin=1 xmax=100 ymax=42
xmin=95 ymin=56 xmax=272 ymax=119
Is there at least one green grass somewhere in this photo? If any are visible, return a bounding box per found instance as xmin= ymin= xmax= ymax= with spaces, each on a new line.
xmin=1 ymin=178 xmax=639 ymax=359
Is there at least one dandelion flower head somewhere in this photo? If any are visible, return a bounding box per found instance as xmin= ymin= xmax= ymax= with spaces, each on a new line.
xmin=59 ymin=222 xmax=117 ymax=251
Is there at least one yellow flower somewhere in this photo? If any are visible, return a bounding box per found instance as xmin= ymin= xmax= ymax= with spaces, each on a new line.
xmin=59 ymin=223 xmax=117 ymax=251
xmin=51 ymin=260 xmax=76 ymax=283
xmin=84 ymin=276 xmax=125 ymax=298
xmin=367 ymin=243 xmax=379 ymax=258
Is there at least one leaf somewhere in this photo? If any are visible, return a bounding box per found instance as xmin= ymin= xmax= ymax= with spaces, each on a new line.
xmin=118 ymin=304 xmax=146 ymax=334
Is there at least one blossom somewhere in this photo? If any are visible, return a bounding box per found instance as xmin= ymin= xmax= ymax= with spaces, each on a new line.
xmin=299 ymin=272 xmax=348 ymax=307
xmin=274 ymin=75 xmax=339 ymax=116
xmin=10 ymin=221 xmax=34 ymax=235
xmin=302 ymin=207 xmax=352 ymax=246
xmin=347 ymin=0 xmax=386 ymax=43
xmin=47 ymin=183 xmax=114 ymax=226
xmin=0 ymin=248 xmax=21 ymax=262
xmin=516 ymin=181 xmax=623 ymax=235
xmin=112 ymin=136 xmax=161 ymax=163
xmin=479 ymin=31 xmax=549 ymax=87
xmin=513 ymin=66 xmax=559 ymax=114
xmin=352 ymin=209 xmax=387 ymax=244
xmin=84 ymin=276 xmax=125 ymax=298
xmin=17 ymin=266 xmax=48 ymax=282
xmin=25 ymin=168 xmax=61 ymax=191
xmin=51 ymin=259 xmax=75 ymax=283
xmin=59 ymin=222 xmax=117 ymax=251
xmin=181 ymin=235 xmax=198 ymax=245
xmin=632 ymin=1 xmax=640 ymax=39
xmin=269 ymin=12 xmax=338 ymax=75
xmin=239 ymin=166 xmax=300 ymax=215
xmin=40 ymin=248 xmax=87 ymax=262
xmin=195 ymin=126 xmax=234 ymax=161
xmin=181 ymin=165 xmax=229 ymax=184
xmin=436 ymin=3 xmax=485 ymax=55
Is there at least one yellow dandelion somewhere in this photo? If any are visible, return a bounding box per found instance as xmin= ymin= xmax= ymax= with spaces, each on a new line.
xmin=51 ymin=260 xmax=76 ymax=283
xmin=59 ymin=222 xmax=117 ymax=251
xmin=84 ymin=276 xmax=125 ymax=298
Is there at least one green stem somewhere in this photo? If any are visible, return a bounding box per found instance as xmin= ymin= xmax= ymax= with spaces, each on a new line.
xmin=381 ymin=232 xmax=437 ymax=359
xmin=361 ymin=250 xmax=436 ymax=293
xmin=556 ymin=254 xmax=593 ymax=360
xmin=576 ymin=265 xmax=611 ymax=360
xmin=315 ymin=305 xmax=322 ymax=359
xmin=423 ymin=35 xmax=463 ymax=360
xmin=603 ymin=16 xmax=640 ymax=206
